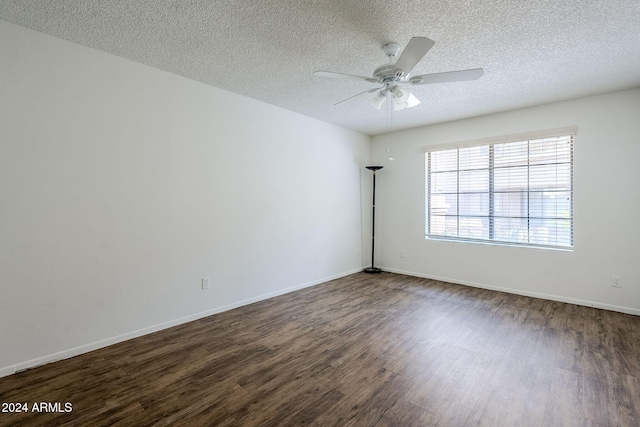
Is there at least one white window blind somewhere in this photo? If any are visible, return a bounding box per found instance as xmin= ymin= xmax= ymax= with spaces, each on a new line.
xmin=425 ymin=131 xmax=574 ymax=249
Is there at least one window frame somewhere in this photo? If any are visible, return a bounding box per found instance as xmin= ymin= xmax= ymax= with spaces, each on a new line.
xmin=424 ymin=127 xmax=575 ymax=251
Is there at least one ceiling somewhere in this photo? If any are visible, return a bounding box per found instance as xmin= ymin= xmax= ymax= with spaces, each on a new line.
xmin=1 ymin=1 xmax=639 ymax=136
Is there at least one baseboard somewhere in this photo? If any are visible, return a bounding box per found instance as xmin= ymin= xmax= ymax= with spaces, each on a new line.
xmin=381 ymin=267 xmax=640 ymax=317
xmin=0 ymin=365 xmax=15 ymax=378
xmin=1 ymin=268 xmax=362 ymax=379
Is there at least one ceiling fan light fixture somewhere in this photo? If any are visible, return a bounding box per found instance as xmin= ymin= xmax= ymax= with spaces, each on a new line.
xmin=406 ymin=92 xmax=421 ymax=108
xmin=393 ymin=100 xmax=407 ymax=111
xmin=370 ymin=91 xmax=387 ymax=110
xmin=391 ymin=87 xmax=420 ymax=111
xmin=392 ymin=86 xmax=409 ymax=103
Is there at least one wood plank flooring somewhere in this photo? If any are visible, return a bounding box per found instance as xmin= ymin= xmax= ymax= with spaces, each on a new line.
xmin=1 ymin=272 xmax=639 ymax=426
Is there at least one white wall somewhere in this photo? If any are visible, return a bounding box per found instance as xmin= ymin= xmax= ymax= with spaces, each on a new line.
xmin=372 ymin=88 xmax=640 ymax=315
xmin=0 ymin=20 xmax=370 ymax=377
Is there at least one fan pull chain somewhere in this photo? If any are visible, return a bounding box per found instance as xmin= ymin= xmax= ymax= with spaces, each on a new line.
xmin=386 ymin=91 xmax=395 ymax=161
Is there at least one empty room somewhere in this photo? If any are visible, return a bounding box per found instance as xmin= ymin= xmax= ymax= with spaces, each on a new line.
xmin=1 ymin=1 xmax=639 ymax=426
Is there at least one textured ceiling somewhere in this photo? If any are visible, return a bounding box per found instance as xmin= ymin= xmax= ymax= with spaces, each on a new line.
xmin=1 ymin=1 xmax=639 ymax=135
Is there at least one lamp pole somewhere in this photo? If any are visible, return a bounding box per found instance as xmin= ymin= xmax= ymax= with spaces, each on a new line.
xmin=364 ymin=166 xmax=383 ymax=273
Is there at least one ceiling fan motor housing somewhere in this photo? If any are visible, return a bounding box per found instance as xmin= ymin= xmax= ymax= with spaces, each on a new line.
xmin=373 ymin=63 xmax=409 ymax=83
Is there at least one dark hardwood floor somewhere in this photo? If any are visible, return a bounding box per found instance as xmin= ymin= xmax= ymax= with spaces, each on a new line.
xmin=1 ymin=272 xmax=639 ymax=426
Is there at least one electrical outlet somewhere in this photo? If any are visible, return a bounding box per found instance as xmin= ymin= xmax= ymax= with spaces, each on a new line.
xmin=400 ymin=250 xmax=406 ymax=258
xmin=202 ymin=277 xmax=210 ymax=290
xmin=612 ymin=275 xmax=621 ymax=288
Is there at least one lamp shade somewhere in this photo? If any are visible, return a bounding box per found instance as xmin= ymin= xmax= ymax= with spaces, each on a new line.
xmin=393 ymin=88 xmax=420 ymax=111
xmin=392 ymin=86 xmax=409 ymax=103
xmin=406 ymin=92 xmax=421 ymax=108
xmin=391 ymin=86 xmax=408 ymax=111
xmin=370 ymin=91 xmax=387 ymax=110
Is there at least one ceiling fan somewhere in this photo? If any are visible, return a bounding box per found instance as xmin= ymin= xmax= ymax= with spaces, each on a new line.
xmin=314 ymin=37 xmax=483 ymax=111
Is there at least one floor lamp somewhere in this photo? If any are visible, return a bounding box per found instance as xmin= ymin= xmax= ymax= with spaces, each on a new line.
xmin=364 ymin=166 xmax=383 ymax=274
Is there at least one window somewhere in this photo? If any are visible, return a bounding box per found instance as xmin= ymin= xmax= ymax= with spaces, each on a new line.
xmin=425 ymin=129 xmax=574 ymax=249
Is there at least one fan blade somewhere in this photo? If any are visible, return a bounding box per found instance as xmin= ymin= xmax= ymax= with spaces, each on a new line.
xmin=409 ymin=68 xmax=484 ymax=85
xmin=334 ymin=87 xmax=383 ymax=106
xmin=314 ymin=70 xmax=378 ymax=83
xmin=393 ymin=37 xmax=435 ymax=77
